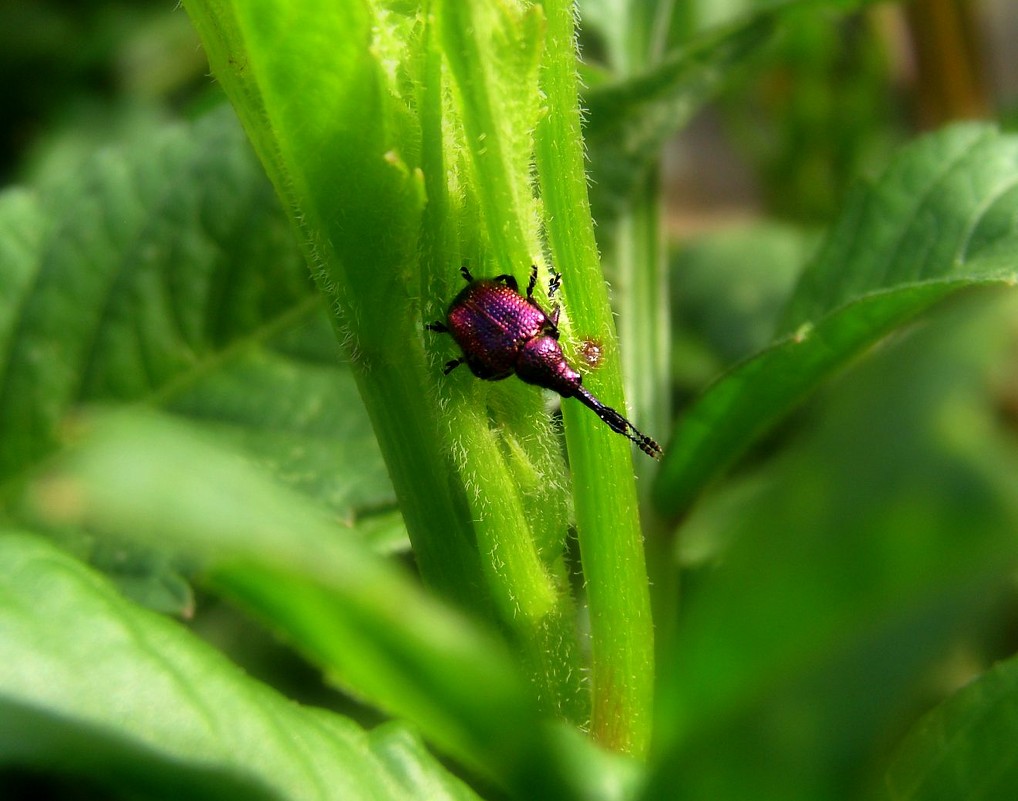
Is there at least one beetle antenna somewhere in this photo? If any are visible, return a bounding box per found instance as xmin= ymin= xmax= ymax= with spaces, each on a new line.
xmin=573 ymin=387 xmax=663 ymax=459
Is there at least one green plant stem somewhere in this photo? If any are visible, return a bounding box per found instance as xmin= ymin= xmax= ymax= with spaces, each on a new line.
xmin=439 ymin=1 xmax=539 ymax=275
xmin=432 ymin=0 xmax=585 ymax=721
xmin=536 ymin=0 xmax=654 ymax=757
xmin=595 ymin=0 xmax=678 ymax=679
xmin=609 ymin=170 xmax=680 ymax=656
xmin=613 ymin=171 xmax=671 ymax=492
xmin=608 ymin=0 xmax=673 ymax=496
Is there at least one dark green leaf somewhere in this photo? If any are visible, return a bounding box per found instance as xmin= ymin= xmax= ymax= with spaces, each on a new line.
xmin=648 ymin=290 xmax=1018 ymax=801
xmin=655 ymin=124 xmax=1018 ymax=517
xmin=885 ymin=655 xmax=1018 ymax=801
xmin=0 ymin=106 xmax=393 ymax=524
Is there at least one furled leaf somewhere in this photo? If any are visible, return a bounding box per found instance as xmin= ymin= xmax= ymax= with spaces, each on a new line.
xmin=180 ymin=0 xmax=491 ymax=616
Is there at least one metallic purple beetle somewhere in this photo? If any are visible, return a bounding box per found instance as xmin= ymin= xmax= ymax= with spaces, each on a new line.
xmin=427 ymin=264 xmax=663 ymax=459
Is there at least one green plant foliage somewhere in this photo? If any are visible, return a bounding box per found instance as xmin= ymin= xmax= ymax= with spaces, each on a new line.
xmin=583 ymin=14 xmax=776 ymax=228
xmin=654 ymin=124 xmax=1018 ymax=517
xmin=0 ymin=105 xmax=401 ymax=618
xmin=0 ymin=106 xmax=391 ymax=523
xmin=646 ymin=289 xmax=1018 ymax=801
xmin=3 ymin=0 xmax=1018 ymax=799
xmin=885 ymin=653 xmax=1018 ymax=800
xmin=25 ymin=410 xmax=572 ymax=795
xmin=0 ymin=532 xmax=482 ymax=801
xmin=718 ymin=4 xmax=898 ymax=221
xmin=180 ymin=0 xmax=661 ymax=756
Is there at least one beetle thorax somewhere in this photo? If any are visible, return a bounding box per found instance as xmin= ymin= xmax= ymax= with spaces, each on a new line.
xmin=516 ymin=335 xmax=581 ymax=396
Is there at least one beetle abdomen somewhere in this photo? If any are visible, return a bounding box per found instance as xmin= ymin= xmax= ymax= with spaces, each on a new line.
xmin=447 ymin=281 xmax=548 ymax=378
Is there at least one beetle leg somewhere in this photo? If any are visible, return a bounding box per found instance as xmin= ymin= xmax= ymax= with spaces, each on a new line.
xmin=548 ymin=271 xmax=561 ymax=299
xmin=493 ymin=274 xmax=519 ymax=291
xmin=459 ymin=264 xmax=474 ymax=282
xmin=442 ymin=357 xmax=466 ymax=375
xmin=425 ymin=321 xmax=448 ymax=333
xmin=546 ymin=272 xmax=563 ymax=327
xmin=526 ymin=264 xmax=539 ymax=300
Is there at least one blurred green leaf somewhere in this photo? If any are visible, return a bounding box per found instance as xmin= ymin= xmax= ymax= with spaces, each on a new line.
xmin=653 ymin=0 xmax=885 ymax=43
xmin=717 ymin=4 xmax=899 ymax=221
xmin=0 ymin=106 xmax=395 ymax=532
xmin=884 ymin=654 xmax=1018 ymax=801
xmin=25 ymin=410 xmax=575 ymax=798
xmin=647 ymin=290 xmax=1018 ymax=801
xmin=367 ymin=723 xmax=489 ymax=801
xmin=583 ymin=14 xmax=775 ymax=227
xmin=0 ymin=532 xmax=481 ymax=801
xmin=579 ymin=0 xmax=883 ymax=230
xmin=655 ymin=123 xmax=1018 ymax=517
xmin=0 ymin=105 xmax=402 ymax=618
xmin=0 ymin=106 xmax=392 ymax=524
xmin=671 ymin=222 xmax=816 ymax=371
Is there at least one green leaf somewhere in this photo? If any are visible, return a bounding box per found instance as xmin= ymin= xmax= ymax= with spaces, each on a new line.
xmin=0 ymin=533 xmax=482 ymax=801
xmin=654 ymin=123 xmax=1018 ymax=517
xmin=0 ymin=106 xmax=393 ymax=525
xmin=180 ymin=0 xmax=492 ymax=617
xmin=25 ymin=410 xmax=576 ymax=798
xmin=0 ymin=106 xmax=402 ymax=620
xmin=367 ymin=723 xmax=489 ymax=801
xmin=646 ymin=290 xmax=1018 ymax=801
xmin=884 ymin=654 xmax=1018 ymax=801
xmin=670 ymin=222 xmax=816 ymax=369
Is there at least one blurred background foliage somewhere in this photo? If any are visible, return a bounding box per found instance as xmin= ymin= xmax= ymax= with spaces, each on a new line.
xmin=4 ymin=0 xmax=1018 ymax=799
xmin=5 ymin=1 xmax=1013 ymax=219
